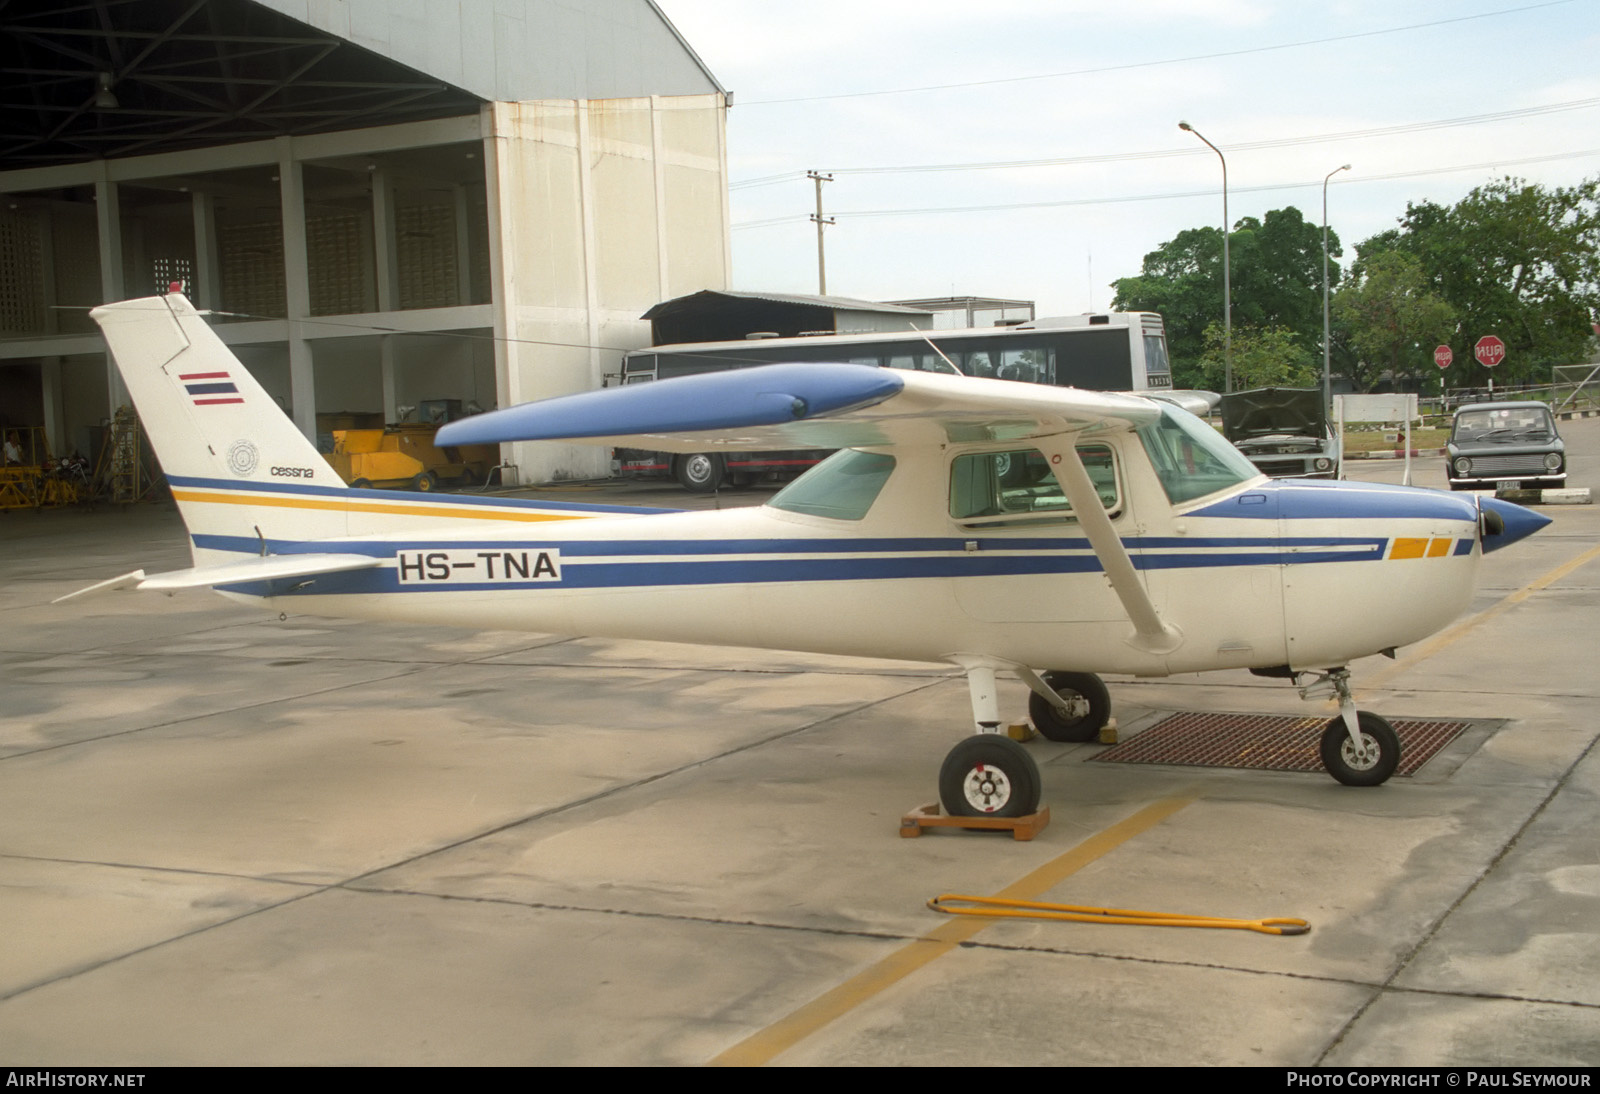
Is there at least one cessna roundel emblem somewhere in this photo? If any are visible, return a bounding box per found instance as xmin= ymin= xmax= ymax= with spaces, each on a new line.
xmin=226 ymin=439 xmax=259 ymax=476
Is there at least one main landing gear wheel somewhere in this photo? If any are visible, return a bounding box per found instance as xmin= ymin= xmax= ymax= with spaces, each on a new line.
xmin=1028 ymin=671 xmax=1111 ymax=743
xmin=1320 ymin=712 xmax=1401 ymax=787
xmin=939 ymin=735 xmax=1042 ymax=818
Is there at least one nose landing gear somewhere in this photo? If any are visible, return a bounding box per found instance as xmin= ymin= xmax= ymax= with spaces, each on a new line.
xmin=1298 ymin=668 xmax=1402 ymax=786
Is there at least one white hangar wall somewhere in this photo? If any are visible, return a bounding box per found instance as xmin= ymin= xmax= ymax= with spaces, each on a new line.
xmin=488 ymin=93 xmax=730 ymax=482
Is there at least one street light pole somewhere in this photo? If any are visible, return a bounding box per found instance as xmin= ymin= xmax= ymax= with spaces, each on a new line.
xmin=1322 ymin=164 xmax=1351 ymax=415
xmin=1179 ymin=121 xmax=1230 ymax=392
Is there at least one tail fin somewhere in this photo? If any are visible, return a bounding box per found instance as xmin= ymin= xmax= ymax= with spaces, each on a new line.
xmin=92 ymin=293 xmax=348 ymax=562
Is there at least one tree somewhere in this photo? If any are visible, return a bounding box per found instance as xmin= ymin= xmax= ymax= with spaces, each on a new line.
xmin=1109 ymin=226 xmax=1223 ymax=386
xmin=1352 ymin=177 xmax=1600 ymax=385
xmin=1112 ymin=207 xmax=1341 ymax=388
xmin=1333 ymin=251 xmax=1456 ymax=392
xmin=1195 ymin=323 xmax=1318 ymax=390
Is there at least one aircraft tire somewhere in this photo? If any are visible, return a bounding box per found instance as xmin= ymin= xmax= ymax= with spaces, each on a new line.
xmin=939 ymin=735 xmax=1041 ymax=818
xmin=1319 ymin=712 xmax=1401 ymax=787
xmin=674 ymin=453 xmax=725 ymax=493
xmin=1029 ymin=671 xmax=1110 ymax=743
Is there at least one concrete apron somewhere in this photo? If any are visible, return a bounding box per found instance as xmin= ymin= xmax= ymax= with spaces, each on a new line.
xmin=1 ymin=485 xmax=1598 ymax=1066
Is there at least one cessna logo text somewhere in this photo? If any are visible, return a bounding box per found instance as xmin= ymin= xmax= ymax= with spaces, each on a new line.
xmin=397 ymin=549 xmax=561 ymax=584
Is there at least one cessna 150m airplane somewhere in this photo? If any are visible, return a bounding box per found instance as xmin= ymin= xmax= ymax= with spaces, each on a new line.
xmin=76 ymin=293 xmax=1550 ymax=819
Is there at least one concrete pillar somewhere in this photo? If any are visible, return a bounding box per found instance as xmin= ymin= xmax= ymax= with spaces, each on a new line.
xmin=453 ymin=183 xmax=472 ymax=306
xmin=40 ymin=356 xmax=65 ymax=456
xmin=650 ymin=95 xmax=669 ymax=301
xmin=483 ymin=104 xmax=518 ymax=482
xmin=95 ymin=169 xmax=128 ymax=409
xmin=371 ymin=166 xmax=398 ymax=312
xmin=278 ymin=139 xmax=316 ymax=439
xmin=575 ymin=103 xmax=601 ymax=394
xmin=190 ymin=190 xmax=221 ymax=308
xmin=36 ymin=209 xmax=58 ymax=334
xmin=380 ymin=335 xmax=399 ymax=422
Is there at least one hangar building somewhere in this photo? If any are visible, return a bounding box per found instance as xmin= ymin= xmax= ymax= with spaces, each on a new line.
xmin=0 ymin=0 xmax=730 ymax=484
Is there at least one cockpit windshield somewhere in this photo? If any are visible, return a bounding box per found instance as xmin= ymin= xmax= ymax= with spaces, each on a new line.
xmin=1138 ymin=404 xmax=1261 ymax=504
xmin=769 ymin=449 xmax=896 ymax=520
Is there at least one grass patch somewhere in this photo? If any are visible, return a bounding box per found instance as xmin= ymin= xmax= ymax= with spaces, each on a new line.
xmin=1340 ymin=428 xmax=1449 ymax=453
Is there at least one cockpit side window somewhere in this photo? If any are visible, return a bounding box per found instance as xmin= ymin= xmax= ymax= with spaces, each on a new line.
xmin=1137 ymin=405 xmax=1259 ymax=504
xmin=769 ymin=449 xmax=896 ymax=520
xmin=949 ymin=445 xmax=1119 ymax=527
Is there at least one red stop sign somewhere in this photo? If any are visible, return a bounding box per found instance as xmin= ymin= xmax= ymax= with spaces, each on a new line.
xmin=1434 ymin=345 xmax=1452 ymax=370
xmin=1474 ymin=335 xmax=1506 ymax=368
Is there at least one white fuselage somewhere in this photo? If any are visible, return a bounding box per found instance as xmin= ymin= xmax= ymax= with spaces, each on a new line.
xmin=218 ymin=430 xmax=1483 ymax=677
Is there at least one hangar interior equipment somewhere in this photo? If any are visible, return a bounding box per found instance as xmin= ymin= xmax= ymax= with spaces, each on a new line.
xmin=0 ymin=0 xmax=730 ymax=484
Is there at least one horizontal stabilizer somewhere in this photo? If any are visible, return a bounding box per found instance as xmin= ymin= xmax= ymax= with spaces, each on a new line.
xmin=55 ymin=555 xmax=384 ymax=601
xmin=136 ymin=553 xmax=384 ymax=591
xmin=437 ymin=363 xmax=1161 ymax=452
xmin=52 ymin=570 xmax=148 ymax=604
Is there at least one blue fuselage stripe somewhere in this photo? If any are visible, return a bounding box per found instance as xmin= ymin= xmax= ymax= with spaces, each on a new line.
xmin=205 ymin=532 xmax=1413 ymax=598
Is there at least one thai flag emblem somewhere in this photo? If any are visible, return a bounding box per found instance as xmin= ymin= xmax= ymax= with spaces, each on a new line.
xmin=179 ymin=372 xmax=243 ymax=405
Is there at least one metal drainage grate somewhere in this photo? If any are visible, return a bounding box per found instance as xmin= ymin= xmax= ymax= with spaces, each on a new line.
xmin=1092 ymin=712 xmax=1471 ymax=776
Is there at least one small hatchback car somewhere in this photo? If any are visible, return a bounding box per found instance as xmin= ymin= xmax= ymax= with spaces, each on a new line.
xmin=1447 ymin=401 xmax=1566 ymax=490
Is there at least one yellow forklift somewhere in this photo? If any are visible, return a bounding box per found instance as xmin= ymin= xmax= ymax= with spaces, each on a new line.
xmin=321 ymin=402 xmax=499 ymax=491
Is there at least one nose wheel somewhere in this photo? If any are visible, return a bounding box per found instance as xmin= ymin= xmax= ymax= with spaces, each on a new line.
xmin=939 ymin=735 xmax=1042 ymax=818
xmin=1319 ymin=711 xmax=1401 ymax=786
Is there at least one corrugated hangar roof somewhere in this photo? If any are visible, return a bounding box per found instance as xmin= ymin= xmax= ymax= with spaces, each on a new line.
xmin=0 ymin=0 xmax=723 ymax=169
xmin=642 ymin=290 xmax=933 ymax=321
xmin=642 ymin=290 xmax=934 ymax=346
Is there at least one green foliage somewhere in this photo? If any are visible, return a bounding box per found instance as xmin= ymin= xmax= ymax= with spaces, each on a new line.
xmin=1351 ymin=177 xmax=1600 ymax=385
xmin=1195 ymin=323 xmax=1318 ymax=391
xmin=1112 ymin=207 xmax=1340 ymax=387
xmin=1333 ymin=251 xmax=1456 ymax=392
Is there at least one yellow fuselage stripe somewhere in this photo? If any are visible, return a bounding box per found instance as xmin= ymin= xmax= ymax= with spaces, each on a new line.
xmin=171 ymin=488 xmax=591 ymax=524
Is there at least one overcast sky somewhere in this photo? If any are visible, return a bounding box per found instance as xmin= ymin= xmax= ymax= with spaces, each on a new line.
xmin=653 ymin=0 xmax=1600 ymax=319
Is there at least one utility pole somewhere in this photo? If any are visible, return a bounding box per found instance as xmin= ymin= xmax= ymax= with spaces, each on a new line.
xmin=808 ymin=171 xmax=834 ymax=295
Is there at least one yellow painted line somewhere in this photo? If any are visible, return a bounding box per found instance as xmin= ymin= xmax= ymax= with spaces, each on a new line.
xmin=171 ymin=489 xmax=590 ymax=523
xmin=1427 ymin=538 xmax=1451 ymax=558
xmin=708 ymin=793 xmax=1197 ymax=1067
xmin=1360 ymin=540 xmax=1600 ymax=695
xmin=1389 ymin=537 xmax=1428 ymax=560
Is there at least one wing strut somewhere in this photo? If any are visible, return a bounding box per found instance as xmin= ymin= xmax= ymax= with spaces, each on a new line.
xmin=1035 ymin=436 xmax=1182 ymax=655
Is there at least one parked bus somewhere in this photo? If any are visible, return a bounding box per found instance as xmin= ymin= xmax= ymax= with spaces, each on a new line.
xmin=614 ymin=312 xmax=1172 ymax=491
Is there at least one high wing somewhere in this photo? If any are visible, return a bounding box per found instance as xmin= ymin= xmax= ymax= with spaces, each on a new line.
xmin=439 ymin=362 xmax=1182 ymax=654
xmin=436 ymin=363 xmax=1162 ymax=451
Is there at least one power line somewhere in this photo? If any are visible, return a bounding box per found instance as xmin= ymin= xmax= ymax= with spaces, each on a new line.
xmin=726 ymin=96 xmax=1600 ymax=191
xmin=821 ymin=98 xmax=1600 ymax=178
xmin=736 ymin=1 xmax=1575 ymax=106
xmin=729 ymin=148 xmax=1600 ymax=228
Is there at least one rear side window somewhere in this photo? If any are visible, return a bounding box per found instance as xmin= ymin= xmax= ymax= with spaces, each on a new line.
xmin=770 ymin=450 xmax=896 ymax=520
xmin=949 ymin=445 xmax=1118 ymax=526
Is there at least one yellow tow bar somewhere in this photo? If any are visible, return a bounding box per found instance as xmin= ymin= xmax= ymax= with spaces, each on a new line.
xmin=928 ymin=894 xmax=1310 ymax=935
